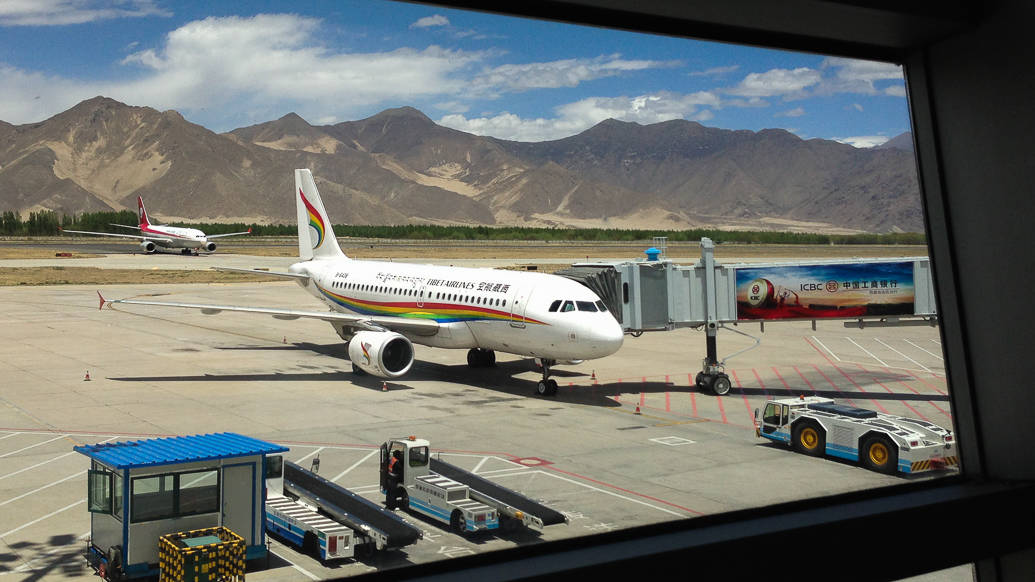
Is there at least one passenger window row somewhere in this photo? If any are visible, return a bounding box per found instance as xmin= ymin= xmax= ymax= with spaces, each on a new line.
xmin=329 ymin=279 xmax=507 ymax=308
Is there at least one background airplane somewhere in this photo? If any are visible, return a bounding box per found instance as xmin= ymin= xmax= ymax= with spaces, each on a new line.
xmin=99 ymin=169 xmax=624 ymax=395
xmin=61 ymin=196 xmax=250 ymax=254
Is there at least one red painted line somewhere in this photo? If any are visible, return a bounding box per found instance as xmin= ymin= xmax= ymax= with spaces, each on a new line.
xmin=842 ymin=364 xmax=888 ymax=413
xmin=716 ymin=391 xmax=728 ymax=424
xmin=904 ymin=369 xmax=949 ymax=396
xmin=665 ymin=390 xmax=671 ymax=413
xmin=690 ymin=390 xmax=698 ymax=418
xmin=793 ymin=365 xmax=817 ymax=395
xmin=731 ymin=370 xmax=753 ymax=423
xmin=543 ymin=464 xmax=703 ymax=516
xmin=870 ymin=377 xmax=929 ymax=421
xmin=808 ymin=363 xmax=855 ymax=405
xmin=804 ymin=337 xmax=858 ymax=405
xmin=639 ymin=381 xmax=646 ymax=409
xmin=751 ymin=368 xmax=769 ymax=398
xmin=771 ymin=367 xmax=791 ymax=393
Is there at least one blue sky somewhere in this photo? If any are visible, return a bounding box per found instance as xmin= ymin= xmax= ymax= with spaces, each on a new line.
xmin=0 ymin=0 xmax=912 ymax=146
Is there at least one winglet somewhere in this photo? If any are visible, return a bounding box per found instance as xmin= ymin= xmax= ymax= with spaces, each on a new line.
xmin=97 ymin=291 xmax=107 ymax=310
xmin=247 ymin=227 xmax=252 ymax=234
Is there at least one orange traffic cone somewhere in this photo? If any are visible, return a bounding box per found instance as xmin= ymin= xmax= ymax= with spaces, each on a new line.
xmin=591 ymin=370 xmax=596 ymax=380
xmin=283 ymin=336 xmax=287 ymax=344
xmin=84 ymin=371 xmax=91 ymax=381
xmin=634 ymin=404 xmax=641 ymax=415
xmin=382 ymin=381 xmax=388 ymax=392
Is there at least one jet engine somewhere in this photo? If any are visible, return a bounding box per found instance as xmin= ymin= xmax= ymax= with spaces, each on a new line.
xmin=204 ymin=242 xmax=216 ymax=252
xmin=140 ymin=241 xmax=156 ymax=253
xmin=347 ymin=330 xmax=414 ymax=378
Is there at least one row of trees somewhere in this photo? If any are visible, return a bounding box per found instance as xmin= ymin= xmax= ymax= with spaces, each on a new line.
xmin=0 ymin=208 xmax=927 ymax=245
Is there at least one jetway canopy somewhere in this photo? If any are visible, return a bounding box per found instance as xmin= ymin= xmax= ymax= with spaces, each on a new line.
xmin=557 ymin=238 xmax=936 ymax=333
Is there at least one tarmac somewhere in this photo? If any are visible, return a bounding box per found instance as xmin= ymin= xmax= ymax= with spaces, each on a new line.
xmin=0 ymin=248 xmax=967 ymax=581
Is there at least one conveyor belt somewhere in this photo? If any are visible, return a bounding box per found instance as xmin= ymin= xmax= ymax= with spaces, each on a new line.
xmin=430 ymin=458 xmax=566 ymax=526
xmin=284 ymin=461 xmax=421 ymax=549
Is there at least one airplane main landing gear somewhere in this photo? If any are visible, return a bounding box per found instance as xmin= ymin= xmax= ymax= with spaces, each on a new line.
xmin=467 ymin=348 xmax=496 ymax=368
xmin=535 ymin=358 xmax=558 ymax=396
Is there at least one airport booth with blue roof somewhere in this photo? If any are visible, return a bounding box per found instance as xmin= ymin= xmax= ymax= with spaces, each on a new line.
xmin=75 ymin=432 xmax=288 ymax=579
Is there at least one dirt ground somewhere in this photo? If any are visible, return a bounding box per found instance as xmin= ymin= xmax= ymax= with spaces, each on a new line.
xmin=0 ymin=238 xmax=929 ymax=286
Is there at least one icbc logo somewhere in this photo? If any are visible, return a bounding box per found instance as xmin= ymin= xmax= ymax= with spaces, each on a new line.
xmin=825 ymin=280 xmax=839 ymax=293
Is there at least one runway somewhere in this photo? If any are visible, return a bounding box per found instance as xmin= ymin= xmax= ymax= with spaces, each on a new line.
xmin=0 ymin=251 xmax=963 ymax=581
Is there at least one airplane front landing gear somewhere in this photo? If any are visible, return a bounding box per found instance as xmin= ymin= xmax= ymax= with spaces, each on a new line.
xmin=534 ymin=358 xmax=558 ymax=396
xmin=696 ymin=325 xmax=732 ymax=395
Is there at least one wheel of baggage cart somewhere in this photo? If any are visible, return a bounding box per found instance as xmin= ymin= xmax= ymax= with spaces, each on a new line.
xmin=450 ymin=510 xmax=466 ymax=533
xmin=792 ymin=421 xmax=826 ymax=457
xmin=861 ymin=435 xmax=898 ymax=474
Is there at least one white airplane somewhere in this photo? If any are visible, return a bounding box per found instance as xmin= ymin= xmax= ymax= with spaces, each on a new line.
xmin=61 ymin=196 xmax=250 ymax=254
xmin=98 ymin=169 xmax=624 ymax=395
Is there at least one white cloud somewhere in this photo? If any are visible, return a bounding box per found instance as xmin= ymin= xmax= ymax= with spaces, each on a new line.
xmin=439 ymin=90 xmax=721 ymax=142
xmin=410 ymin=14 xmax=449 ymax=29
xmin=689 ymin=65 xmax=739 ymax=77
xmin=833 ymin=135 xmax=890 ymax=148
xmin=0 ymin=0 xmax=170 ymax=26
xmin=848 ymin=103 xmax=864 ymax=112
xmin=775 ymin=107 xmax=805 ymax=118
xmin=725 ymin=67 xmax=821 ymax=98
xmin=468 ymin=55 xmax=679 ymax=98
xmin=884 ymin=84 xmax=907 ymax=97
xmin=819 ymin=57 xmax=904 ymax=95
xmin=0 ymin=14 xmax=494 ymax=129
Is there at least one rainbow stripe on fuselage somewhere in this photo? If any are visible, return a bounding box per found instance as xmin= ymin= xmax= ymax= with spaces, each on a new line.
xmin=315 ymin=283 xmax=545 ymax=325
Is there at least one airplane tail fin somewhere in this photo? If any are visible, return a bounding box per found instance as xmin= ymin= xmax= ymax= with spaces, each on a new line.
xmin=137 ymin=196 xmax=151 ymax=228
xmin=295 ymin=169 xmax=346 ymax=261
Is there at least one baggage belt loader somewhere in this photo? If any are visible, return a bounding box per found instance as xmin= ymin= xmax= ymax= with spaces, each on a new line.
xmin=264 ymin=455 xmax=421 ymax=561
xmin=754 ymin=396 xmax=958 ymax=474
xmin=380 ymin=437 xmax=568 ymax=534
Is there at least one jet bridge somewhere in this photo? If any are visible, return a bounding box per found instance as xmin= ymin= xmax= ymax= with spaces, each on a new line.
xmin=556 ymin=238 xmax=937 ymax=395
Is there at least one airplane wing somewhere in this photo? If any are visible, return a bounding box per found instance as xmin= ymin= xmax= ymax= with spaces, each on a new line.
xmin=59 ymin=228 xmax=174 ymax=245
xmin=110 ymin=224 xmax=141 ymax=230
xmin=97 ymin=291 xmax=440 ymax=336
xmin=207 ymin=228 xmax=252 ymax=239
xmin=212 ymin=266 xmax=310 ymax=282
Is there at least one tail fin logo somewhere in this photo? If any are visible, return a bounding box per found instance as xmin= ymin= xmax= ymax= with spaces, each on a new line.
xmin=299 ymin=188 xmax=325 ymax=249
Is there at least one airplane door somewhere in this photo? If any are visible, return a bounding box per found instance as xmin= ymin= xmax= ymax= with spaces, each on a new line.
xmin=417 ymin=284 xmax=426 ymax=308
xmin=510 ymin=286 xmax=529 ymax=328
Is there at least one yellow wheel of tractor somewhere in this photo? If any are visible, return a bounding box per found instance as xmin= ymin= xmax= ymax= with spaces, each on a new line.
xmin=792 ymin=421 xmax=825 ymax=457
xmin=862 ymin=435 xmax=898 ymax=474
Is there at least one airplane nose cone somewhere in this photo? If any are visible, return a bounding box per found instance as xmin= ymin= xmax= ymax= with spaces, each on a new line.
xmin=588 ymin=317 xmax=624 ymax=357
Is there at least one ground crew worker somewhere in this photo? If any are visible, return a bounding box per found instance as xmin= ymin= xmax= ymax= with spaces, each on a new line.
xmin=387 ymin=450 xmax=403 ymax=490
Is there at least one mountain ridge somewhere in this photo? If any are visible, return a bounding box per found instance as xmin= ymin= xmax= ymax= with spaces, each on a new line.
xmin=0 ymin=98 xmax=922 ymax=233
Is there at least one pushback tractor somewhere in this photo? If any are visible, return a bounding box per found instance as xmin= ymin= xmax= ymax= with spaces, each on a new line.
xmin=755 ymin=396 xmax=958 ymax=474
xmin=380 ymin=437 xmax=567 ymax=534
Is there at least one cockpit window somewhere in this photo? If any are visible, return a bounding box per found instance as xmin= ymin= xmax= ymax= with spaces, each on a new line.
xmin=576 ymin=301 xmax=597 ymax=312
xmin=549 ymin=300 xmax=562 ymax=312
xmin=561 ymin=301 xmax=575 ymax=312
xmin=596 ymin=300 xmax=607 ymax=312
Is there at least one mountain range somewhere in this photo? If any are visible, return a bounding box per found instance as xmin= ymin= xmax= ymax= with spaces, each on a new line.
xmin=0 ymin=97 xmax=921 ymax=233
